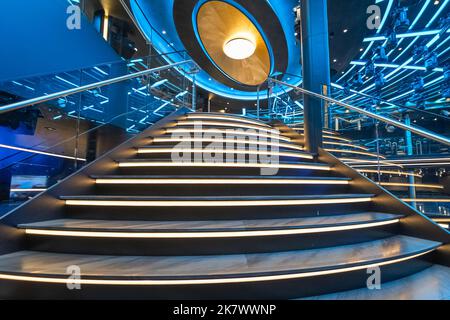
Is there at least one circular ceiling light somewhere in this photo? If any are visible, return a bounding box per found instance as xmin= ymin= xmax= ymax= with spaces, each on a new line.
xmin=223 ymin=38 xmax=256 ymax=60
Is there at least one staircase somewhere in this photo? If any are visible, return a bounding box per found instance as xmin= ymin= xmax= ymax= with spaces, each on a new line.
xmin=0 ymin=111 xmax=449 ymax=299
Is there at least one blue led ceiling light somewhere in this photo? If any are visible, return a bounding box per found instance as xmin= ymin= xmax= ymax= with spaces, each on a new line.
xmin=336 ymin=0 xmax=449 ymax=112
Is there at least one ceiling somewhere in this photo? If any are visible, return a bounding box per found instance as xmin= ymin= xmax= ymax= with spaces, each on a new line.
xmin=101 ymin=0 xmax=448 ymax=119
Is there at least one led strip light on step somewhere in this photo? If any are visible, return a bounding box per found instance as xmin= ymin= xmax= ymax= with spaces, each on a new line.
xmin=356 ymin=169 xmax=422 ymax=178
xmin=176 ymin=121 xmax=280 ymax=134
xmin=325 ymin=148 xmax=386 ymax=159
xmin=342 ymin=158 xmax=404 ymax=169
xmin=323 ymin=135 xmax=352 ymax=142
xmin=164 ymin=128 xmax=292 ymax=142
xmin=95 ymin=178 xmax=348 ymax=185
xmin=150 ymin=137 xmax=303 ymax=151
xmin=64 ymin=197 xmax=372 ymax=207
xmin=10 ymin=188 xmax=47 ymax=192
xmin=136 ymin=148 xmax=312 ymax=159
xmin=185 ymin=114 xmax=271 ymax=127
xmin=402 ymin=198 xmax=450 ymax=203
xmin=117 ymin=161 xmax=330 ymax=170
xmin=379 ymin=182 xmax=444 ymax=190
xmin=0 ymin=249 xmax=433 ymax=285
xmin=23 ymin=219 xmax=399 ymax=238
xmin=323 ymin=141 xmax=369 ymax=151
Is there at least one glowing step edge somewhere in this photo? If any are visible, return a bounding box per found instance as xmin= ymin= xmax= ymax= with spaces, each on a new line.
xmin=185 ymin=114 xmax=270 ymax=127
xmin=164 ymin=128 xmax=291 ymax=142
xmin=176 ymin=121 xmax=280 ymax=134
xmin=64 ymin=197 xmax=373 ymax=207
xmin=95 ymin=178 xmax=348 ymax=185
xmin=117 ymin=162 xmax=330 ymax=170
xmin=151 ymin=137 xmax=303 ymax=151
xmin=0 ymin=249 xmax=433 ymax=285
xmin=23 ymin=219 xmax=399 ymax=238
xmin=325 ymin=149 xmax=386 ymax=159
xmin=357 ymin=169 xmax=422 ymax=178
xmin=137 ymin=148 xmax=312 ymax=159
xmin=324 ymin=141 xmax=369 ymax=151
xmin=379 ymin=182 xmax=443 ymax=189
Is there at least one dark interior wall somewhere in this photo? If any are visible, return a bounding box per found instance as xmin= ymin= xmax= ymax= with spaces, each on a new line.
xmin=0 ymin=0 xmax=120 ymax=82
xmin=442 ymin=176 xmax=450 ymax=195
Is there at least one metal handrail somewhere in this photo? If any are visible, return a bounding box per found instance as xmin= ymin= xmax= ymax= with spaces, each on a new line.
xmin=330 ymin=83 xmax=450 ymax=122
xmin=270 ymin=78 xmax=450 ymax=147
xmin=0 ymin=60 xmax=194 ymax=115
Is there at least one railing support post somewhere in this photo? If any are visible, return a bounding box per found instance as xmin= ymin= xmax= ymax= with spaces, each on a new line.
xmin=257 ymin=85 xmax=261 ymax=120
xmin=405 ymin=113 xmax=417 ymax=208
xmin=192 ymin=73 xmax=197 ymax=112
xmin=299 ymin=0 xmax=330 ymax=154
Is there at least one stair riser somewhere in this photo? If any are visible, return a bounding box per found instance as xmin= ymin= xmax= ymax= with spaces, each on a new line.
xmin=0 ymin=256 xmax=432 ymax=299
xmin=92 ymin=184 xmax=350 ymax=196
xmin=24 ymin=226 xmax=397 ymax=256
xmin=65 ymin=202 xmax=373 ymax=220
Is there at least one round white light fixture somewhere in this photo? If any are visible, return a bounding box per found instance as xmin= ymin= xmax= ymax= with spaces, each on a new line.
xmin=223 ymin=38 xmax=256 ymax=60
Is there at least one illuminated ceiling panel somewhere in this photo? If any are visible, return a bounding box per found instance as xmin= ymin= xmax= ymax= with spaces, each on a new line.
xmin=130 ymin=0 xmax=302 ymax=100
xmin=196 ymin=1 xmax=271 ymax=86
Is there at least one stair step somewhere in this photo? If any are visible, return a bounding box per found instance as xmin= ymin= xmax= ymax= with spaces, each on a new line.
xmin=136 ymin=146 xmax=313 ymax=160
xmin=92 ymin=175 xmax=350 ymax=185
xmin=325 ymin=148 xmax=383 ymax=159
xmin=305 ymin=264 xmax=450 ymax=300
xmin=175 ymin=120 xmax=281 ymax=134
xmin=164 ymin=127 xmax=292 ymax=142
xmin=0 ymin=236 xmax=439 ymax=299
xmin=61 ymin=194 xmax=374 ymax=207
xmin=116 ymin=159 xmax=330 ymax=170
xmin=19 ymin=212 xmax=401 ymax=238
xmin=183 ymin=113 xmax=271 ymax=128
xmin=323 ymin=141 xmax=369 ymax=151
xmin=149 ymin=136 xmax=304 ymax=151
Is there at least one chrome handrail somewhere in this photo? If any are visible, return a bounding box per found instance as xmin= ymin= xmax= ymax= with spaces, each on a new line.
xmin=330 ymin=83 xmax=450 ymax=122
xmin=270 ymin=78 xmax=450 ymax=147
xmin=0 ymin=60 xmax=194 ymax=115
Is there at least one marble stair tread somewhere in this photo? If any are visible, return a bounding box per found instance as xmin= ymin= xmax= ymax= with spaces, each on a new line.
xmin=0 ymin=236 xmax=439 ymax=280
xmin=163 ymin=125 xmax=292 ymax=136
xmin=304 ymin=264 xmax=450 ymax=300
xmin=137 ymin=145 xmax=309 ymax=154
xmin=175 ymin=120 xmax=274 ymax=128
xmin=60 ymin=194 xmax=374 ymax=201
xmin=18 ymin=212 xmax=401 ymax=233
xmin=145 ymin=140 xmax=305 ymax=152
xmin=178 ymin=114 xmax=272 ymax=127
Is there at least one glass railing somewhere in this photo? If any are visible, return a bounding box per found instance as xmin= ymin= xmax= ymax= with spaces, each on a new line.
xmin=0 ymin=54 xmax=197 ymax=214
xmin=268 ymin=78 xmax=450 ymax=227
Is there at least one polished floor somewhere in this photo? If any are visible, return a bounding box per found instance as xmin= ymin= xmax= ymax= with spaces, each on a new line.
xmin=306 ymin=264 xmax=450 ymax=300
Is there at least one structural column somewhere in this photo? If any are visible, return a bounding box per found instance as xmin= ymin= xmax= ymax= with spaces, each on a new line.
xmin=300 ymin=0 xmax=331 ymax=154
